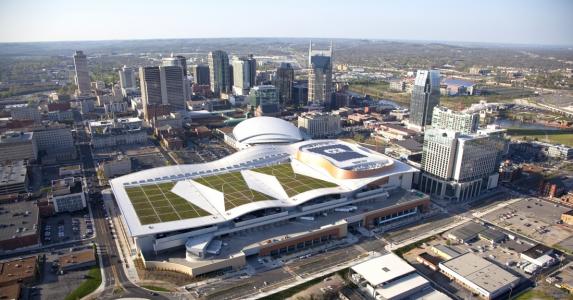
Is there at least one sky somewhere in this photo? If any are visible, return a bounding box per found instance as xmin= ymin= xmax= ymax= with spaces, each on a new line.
xmin=1 ymin=0 xmax=572 ymax=46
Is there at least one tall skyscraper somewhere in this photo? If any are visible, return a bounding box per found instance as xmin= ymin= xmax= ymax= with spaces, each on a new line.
xmin=162 ymin=55 xmax=189 ymax=100
xmin=308 ymin=41 xmax=333 ymax=107
xmin=73 ymin=51 xmax=91 ymax=96
xmin=232 ymin=56 xmax=256 ymax=95
xmin=162 ymin=54 xmax=188 ymax=76
xmin=410 ymin=70 xmax=441 ymax=128
xmin=246 ymin=54 xmax=256 ymax=89
xmin=274 ymin=63 xmax=294 ymax=106
xmin=431 ymin=106 xmax=479 ymax=134
xmin=192 ymin=64 xmax=210 ymax=85
xmin=139 ymin=67 xmax=162 ymax=119
xmin=208 ymin=50 xmax=230 ymax=96
xmin=140 ymin=65 xmax=187 ymax=118
xmin=160 ymin=66 xmax=186 ymax=110
xmin=248 ymin=85 xmax=279 ymax=116
xmin=420 ymin=127 xmax=507 ymax=202
xmin=118 ymin=65 xmax=136 ymax=90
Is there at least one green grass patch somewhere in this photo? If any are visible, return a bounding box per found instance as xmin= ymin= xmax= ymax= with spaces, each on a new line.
xmin=126 ymin=183 xmax=209 ymax=225
xmin=64 ymin=264 xmax=102 ymax=300
xmin=514 ymin=289 xmax=558 ymax=300
xmin=506 ymin=128 xmax=573 ymax=147
xmin=141 ymin=285 xmax=171 ymax=292
xmin=194 ymin=172 xmax=275 ymax=210
xmin=253 ymin=164 xmax=337 ymax=197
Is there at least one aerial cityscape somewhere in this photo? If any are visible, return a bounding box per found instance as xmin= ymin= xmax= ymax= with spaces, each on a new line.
xmin=1 ymin=1 xmax=573 ymax=300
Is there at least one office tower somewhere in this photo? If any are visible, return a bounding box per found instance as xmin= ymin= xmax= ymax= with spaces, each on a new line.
xmin=162 ymin=55 xmax=190 ymax=100
xmin=308 ymin=41 xmax=333 ymax=107
xmin=192 ymin=64 xmax=210 ymax=85
xmin=246 ymin=54 xmax=256 ymax=89
xmin=119 ymin=65 xmax=137 ymax=90
xmin=208 ymin=50 xmax=230 ymax=96
xmin=73 ymin=51 xmax=91 ymax=96
xmin=159 ymin=66 xmax=186 ymax=110
xmin=248 ymin=85 xmax=279 ymax=116
xmin=274 ymin=63 xmax=294 ymax=106
xmin=228 ymin=65 xmax=234 ymax=89
xmin=419 ymin=127 xmax=507 ymax=202
xmin=292 ymin=80 xmax=308 ymax=106
xmin=298 ymin=112 xmax=341 ymax=138
xmin=139 ymin=67 xmax=163 ymax=120
xmin=431 ymin=106 xmax=479 ymax=134
xmin=139 ymin=65 xmax=186 ymax=119
xmin=410 ymin=70 xmax=441 ymax=128
xmin=232 ymin=56 xmax=256 ymax=95
xmin=162 ymin=54 xmax=188 ymax=76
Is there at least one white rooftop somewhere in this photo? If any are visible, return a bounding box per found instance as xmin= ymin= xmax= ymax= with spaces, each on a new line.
xmin=233 ymin=116 xmax=303 ymax=145
xmin=351 ymin=252 xmax=416 ymax=286
xmin=440 ymin=253 xmax=520 ymax=294
xmin=109 ymin=139 xmax=418 ymax=237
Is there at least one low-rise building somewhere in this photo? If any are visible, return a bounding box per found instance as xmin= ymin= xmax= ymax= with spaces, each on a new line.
xmin=58 ymin=249 xmax=96 ymax=272
xmin=431 ymin=244 xmax=462 ymax=260
xmin=375 ymin=124 xmax=418 ymax=141
xmin=520 ymin=244 xmax=554 ymax=267
xmin=59 ymin=165 xmax=82 ymax=177
xmin=89 ymin=118 xmax=147 ymax=149
xmin=298 ymin=112 xmax=341 ymax=138
xmin=384 ymin=139 xmax=423 ymax=159
xmin=6 ymin=104 xmax=41 ymax=123
xmin=539 ymin=178 xmax=567 ymax=198
xmin=32 ymin=123 xmax=77 ymax=162
xmin=0 ymin=131 xmax=37 ymax=163
xmin=104 ymin=101 xmax=129 ymax=114
xmin=417 ymin=252 xmax=442 ymax=271
xmin=49 ymin=177 xmax=86 ymax=213
xmin=439 ymin=253 xmax=520 ymax=300
xmin=100 ymin=156 xmax=132 ymax=178
xmin=446 ymin=222 xmax=506 ymax=244
xmin=441 ymin=78 xmax=476 ymax=96
xmin=0 ymin=256 xmax=37 ymax=287
xmin=351 ymin=252 xmax=448 ymax=300
xmin=0 ymin=200 xmax=39 ymax=251
xmin=0 ymin=161 xmax=28 ymax=195
xmin=0 ymin=283 xmax=21 ymax=300
xmin=561 ymin=210 xmax=573 ymax=225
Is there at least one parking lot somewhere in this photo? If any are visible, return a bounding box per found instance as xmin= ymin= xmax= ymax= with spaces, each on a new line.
xmin=482 ymin=198 xmax=573 ymax=250
xmin=131 ymin=152 xmax=169 ymax=171
xmin=175 ymin=138 xmax=236 ymax=164
xmin=42 ymin=210 xmax=93 ymax=244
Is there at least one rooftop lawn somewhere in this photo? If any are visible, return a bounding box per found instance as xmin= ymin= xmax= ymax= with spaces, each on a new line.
xmin=125 ymin=182 xmax=209 ymax=225
xmin=193 ymin=172 xmax=276 ymax=210
xmin=252 ymin=164 xmax=338 ymax=197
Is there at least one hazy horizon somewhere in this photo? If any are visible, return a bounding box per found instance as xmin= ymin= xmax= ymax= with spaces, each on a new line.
xmin=1 ymin=0 xmax=572 ymax=46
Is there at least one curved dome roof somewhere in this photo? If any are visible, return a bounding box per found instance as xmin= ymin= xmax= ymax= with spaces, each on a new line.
xmin=233 ymin=117 xmax=303 ymax=145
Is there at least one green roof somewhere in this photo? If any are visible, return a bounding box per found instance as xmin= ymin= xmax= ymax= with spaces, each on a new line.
xmin=252 ymin=163 xmax=337 ymax=197
xmin=125 ymin=182 xmax=210 ymax=225
xmin=194 ymin=172 xmax=275 ymax=210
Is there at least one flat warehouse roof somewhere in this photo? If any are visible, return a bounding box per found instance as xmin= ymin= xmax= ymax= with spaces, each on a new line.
xmin=351 ymin=252 xmax=416 ymax=286
xmin=440 ymin=253 xmax=519 ymax=294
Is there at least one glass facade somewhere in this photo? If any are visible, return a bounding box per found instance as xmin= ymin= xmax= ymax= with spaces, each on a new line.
xmin=410 ymin=70 xmax=440 ymax=127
